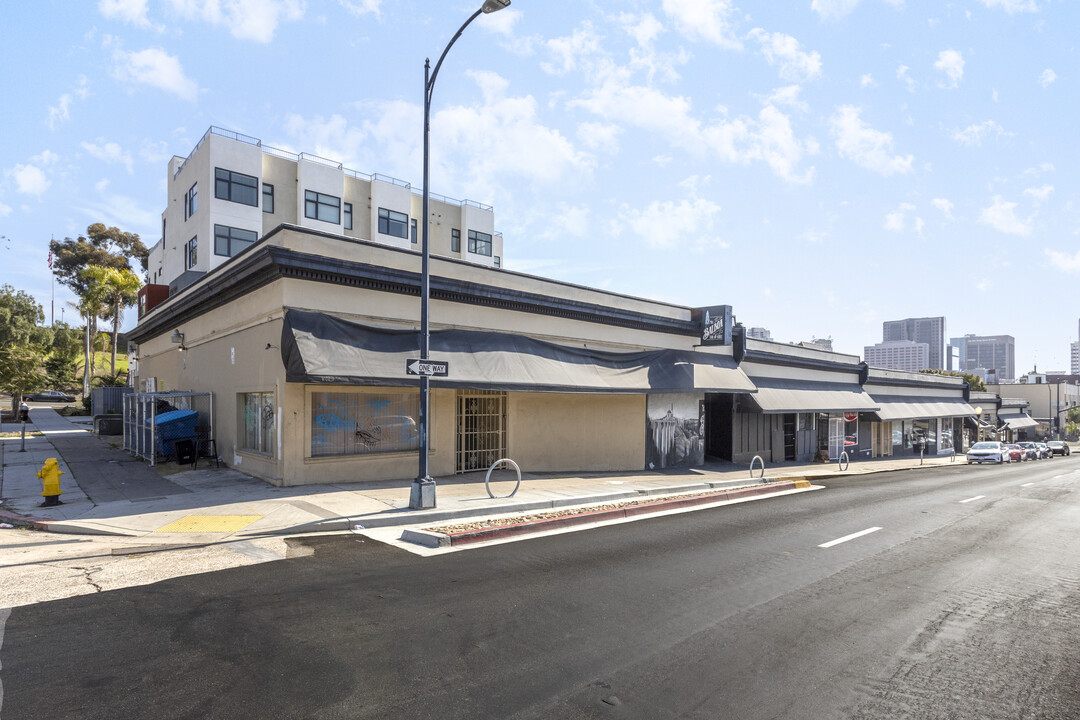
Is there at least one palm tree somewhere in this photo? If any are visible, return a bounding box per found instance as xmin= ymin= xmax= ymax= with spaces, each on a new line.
xmin=82 ymin=266 xmax=141 ymax=377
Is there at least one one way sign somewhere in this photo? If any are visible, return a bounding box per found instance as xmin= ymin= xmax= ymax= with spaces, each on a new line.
xmin=406 ymin=358 xmax=449 ymax=377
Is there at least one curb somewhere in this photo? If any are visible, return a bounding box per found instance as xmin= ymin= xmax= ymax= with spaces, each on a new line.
xmin=0 ymin=507 xmax=56 ymax=531
xmin=403 ymin=480 xmax=814 ymax=548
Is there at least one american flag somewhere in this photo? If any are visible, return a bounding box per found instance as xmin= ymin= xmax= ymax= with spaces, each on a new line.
xmin=48 ymin=250 xmax=52 ymax=268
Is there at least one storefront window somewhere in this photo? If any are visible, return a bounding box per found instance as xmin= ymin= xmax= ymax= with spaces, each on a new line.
xmin=940 ymin=419 xmax=954 ymax=451
xmin=892 ymin=422 xmax=903 ymax=447
xmin=311 ymin=391 xmax=420 ymax=457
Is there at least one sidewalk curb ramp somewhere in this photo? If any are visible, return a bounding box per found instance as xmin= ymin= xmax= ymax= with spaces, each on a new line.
xmin=403 ymin=479 xmax=814 ymax=548
xmin=0 ymin=508 xmax=132 ymax=536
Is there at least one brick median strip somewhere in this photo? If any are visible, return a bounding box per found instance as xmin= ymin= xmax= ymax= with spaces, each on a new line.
xmin=415 ymin=480 xmax=813 ymax=547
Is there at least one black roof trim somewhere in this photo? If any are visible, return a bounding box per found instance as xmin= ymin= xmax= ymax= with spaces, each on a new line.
xmin=131 ymin=243 xmax=699 ymax=342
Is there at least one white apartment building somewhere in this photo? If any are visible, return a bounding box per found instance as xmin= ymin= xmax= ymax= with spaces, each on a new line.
xmin=1071 ymin=341 xmax=1079 ymax=375
xmin=864 ymin=340 xmax=930 ymax=373
xmin=148 ymin=127 xmax=502 ymax=295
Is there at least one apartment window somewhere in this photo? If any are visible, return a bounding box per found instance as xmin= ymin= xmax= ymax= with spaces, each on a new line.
xmin=451 ymin=228 xmax=461 ymax=252
xmin=262 ymin=183 xmax=274 ymax=214
xmin=184 ymin=236 xmax=197 ymax=269
xmin=344 ymin=202 xmax=353 ymax=230
xmin=184 ymin=183 xmax=197 ymax=220
xmin=305 ymin=190 xmax=341 ymax=224
xmin=214 ymin=224 xmax=258 ymax=257
xmin=241 ymin=391 xmax=275 ymax=455
xmin=468 ymin=229 xmax=492 ymax=256
xmin=494 ymin=256 xmax=501 ymax=268
xmin=214 ymin=168 xmax=259 ymax=207
xmin=378 ymin=208 xmax=408 ymax=239
xmin=311 ymin=390 xmax=420 ymax=457
xmin=410 ymin=218 xmax=417 ymax=244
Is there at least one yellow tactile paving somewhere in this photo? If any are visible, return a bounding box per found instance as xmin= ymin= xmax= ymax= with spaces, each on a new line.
xmin=154 ymin=515 xmax=263 ymax=533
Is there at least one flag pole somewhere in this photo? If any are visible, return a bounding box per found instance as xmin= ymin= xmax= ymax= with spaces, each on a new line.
xmin=49 ymin=236 xmax=54 ymax=326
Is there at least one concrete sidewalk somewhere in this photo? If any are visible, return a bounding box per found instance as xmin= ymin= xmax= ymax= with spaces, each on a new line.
xmin=1 ymin=408 xmax=973 ymax=543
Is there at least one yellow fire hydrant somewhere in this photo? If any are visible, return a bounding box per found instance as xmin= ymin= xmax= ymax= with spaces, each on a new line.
xmin=37 ymin=458 xmax=64 ymax=507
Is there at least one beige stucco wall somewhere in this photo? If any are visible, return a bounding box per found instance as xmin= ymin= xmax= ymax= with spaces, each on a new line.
xmin=507 ymin=392 xmax=645 ymax=472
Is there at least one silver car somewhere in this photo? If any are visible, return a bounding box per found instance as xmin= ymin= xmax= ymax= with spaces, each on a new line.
xmin=967 ymin=441 xmax=1009 ymax=464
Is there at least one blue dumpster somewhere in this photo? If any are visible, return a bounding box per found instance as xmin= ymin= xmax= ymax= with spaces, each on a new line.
xmin=155 ymin=409 xmax=199 ymax=457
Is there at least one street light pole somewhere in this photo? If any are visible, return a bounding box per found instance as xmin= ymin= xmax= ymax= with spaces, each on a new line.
xmin=411 ymin=0 xmax=511 ymax=511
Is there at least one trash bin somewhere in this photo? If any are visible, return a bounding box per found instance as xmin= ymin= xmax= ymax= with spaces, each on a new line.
xmin=154 ymin=409 xmax=199 ymax=457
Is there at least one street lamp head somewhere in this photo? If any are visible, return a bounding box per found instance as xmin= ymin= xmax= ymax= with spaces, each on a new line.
xmin=481 ymin=0 xmax=510 ymax=13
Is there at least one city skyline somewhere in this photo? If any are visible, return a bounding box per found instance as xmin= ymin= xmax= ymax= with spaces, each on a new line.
xmin=2 ymin=1 xmax=1077 ymax=373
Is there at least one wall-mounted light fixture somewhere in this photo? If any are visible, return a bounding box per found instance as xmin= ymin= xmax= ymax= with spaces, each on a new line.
xmin=171 ymin=329 xmax=184 ymax=344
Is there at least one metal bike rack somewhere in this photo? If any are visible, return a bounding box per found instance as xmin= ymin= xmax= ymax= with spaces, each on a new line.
xmin=485 ymin=458 xmax=522 ymax=498
xmin=838 ymin=451 xmax=849 ymax=472
xmin=749 ymin=455 xmax=765 ymax=480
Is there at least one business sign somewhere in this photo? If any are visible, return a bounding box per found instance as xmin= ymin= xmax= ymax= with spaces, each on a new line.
xmin=694 ymin=305 xmax=733 ymax=346
xmin=406 ymin=359 xmax=449 ymax=377
xmin=843 ymin=411 xmax=859 ymax=423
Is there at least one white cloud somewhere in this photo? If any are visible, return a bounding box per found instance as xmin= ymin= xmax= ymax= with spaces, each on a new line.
xmin=541 ymin=23 xmax=604 ymax=75
xmin=811 ymin=0 xmax=861 ymax=20
xmin=165 ymin=0 xmax=304 ymax=43
xmin=661 ymin=0 xmax=742 ymax=50
xmin=0 ymin=201 xmax=11 ymax=217
xmin=1039 ymin=68 xmax=1057 ymax=88
xmin=748 ymin=29 xmax=823 ymax=82
xmin=113 ymin=47 xmax=199 ymax=101
xmin=800 ymin=230 xmax=827 ymax=244
xmin=932 ymin=198 xmax=955 ymax=219
xmin=860 ymin=73 xmax=877 ymax=88
xmin=99 ymin=0 xmax=161 ymax=29
xmin=7 ymin=164 xmax=51 ymax=197
xmin=884 ymin=211 xmax=905 ymax=232
xmin=32 ymin=150 xmax=60 ymax=166
xmin=624 ymin=195 xmax=728 ymax=249
xmin=979 ymin=196 xmax=1032 ymax=236
xmin=77 ymin=191 xmax=160 ymax=236
xmin=896 ymin=64 xmax=916 ymax=92
xmin=1045 ymin=248 xmax=1080 ymax=273
xmin=952 ymin=120 xmax=1010 ymax=146
xmin=81 ymin=140 xmax=134 ymax=174
xmin=46 ymin=76 xmax=90 ymax=130
xmin=830 ymin=105 xmax=913 ymax=176
xmin=978 ymin=0 xmax=1039 ymax=13
xmin=1022 ymin=162 xmax=1054 ymax=177
xmin=480 ymin=7 xmax=521 ymax=36
xmin=338 ymin=0 xmax=381 ymax=19
xmin=1023 ymin=185 xmax=1053 ymax=203
xmin=576 ymin=122 xmax=621 ymax=154
xmin=934 ymin=49 xmax=964 ymax=88
xmin=976 ymin=278 xmax=992 ymax=291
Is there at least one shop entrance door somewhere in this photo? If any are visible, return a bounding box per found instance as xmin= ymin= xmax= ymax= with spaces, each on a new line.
xmin=828 ymin=417 xmax=844 ymax=460
xmin=456 ymin=390 xmax=507 ymax=473
xmin=783 ymin=414 xmax=797 ymax=461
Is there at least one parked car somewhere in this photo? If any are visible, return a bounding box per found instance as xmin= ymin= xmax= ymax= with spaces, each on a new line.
xmin=24 ymin=390 xmax=76 ymax=403
xmin=1004 ymin=444 xmax=1023 ymax=463
xmin=1017 ymin=442 xmax=1040 ymax=461
xmin=967 ymin=441 xmax=1010 ymax=464
xmin=1035 ymin=442 xmax=1053 ymax=459
xmin=1047 ymin=440 xmax=1071 ymax=456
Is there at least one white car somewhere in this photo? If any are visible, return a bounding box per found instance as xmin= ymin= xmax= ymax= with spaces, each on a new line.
xmin=967 ymin=441 xmax=1010 ymax=464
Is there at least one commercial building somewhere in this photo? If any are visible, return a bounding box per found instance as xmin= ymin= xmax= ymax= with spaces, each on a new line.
xmin=950 ymin=334 xmax=1016 ymax=382
xmin=130 ymin=127 xmax=991 ymax=487
xmin=746 ymin=327 xmax=772 ymax=341
xmin=864 ymin=340 xmax=930 ymax=373
xmin=883 ymin=316 xmax=946 ymax=370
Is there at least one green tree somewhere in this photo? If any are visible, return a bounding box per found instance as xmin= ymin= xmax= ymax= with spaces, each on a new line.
xmin=45 ymin=321 xmax=81 ymax=387
xmin=49 ymin=223 xmax=149 ymax=294
xmin=83 ymin=266 xmax=142 ymax=376
xmin=0 ymin=285 xmax=52 ymax=410
xmin=919 ymin=369 xmax=986 ymax=392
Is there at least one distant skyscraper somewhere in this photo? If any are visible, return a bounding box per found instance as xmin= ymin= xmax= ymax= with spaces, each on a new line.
xmin=865 ymin=340 xmax=930 ymax=372
xmin=1071 ymin=341 xmax=1080 ymax=375
xmin=883 ymin=316 xmax=946 ymax=370
xmin=950 ymin=334 xmax=1016 ymax=381
xmin=746 ymin=327 xmax=772 ymax=341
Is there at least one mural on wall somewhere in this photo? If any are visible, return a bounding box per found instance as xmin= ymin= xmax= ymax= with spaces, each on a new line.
xmin=646 ymin=393 xmax=705 ymax=469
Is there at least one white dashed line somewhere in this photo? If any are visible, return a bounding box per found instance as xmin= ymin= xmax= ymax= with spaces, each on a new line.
xmin=1021 ymin=482 xmax=1036 ymax=487
xmin=959 ymin=495 xmax=986 ymax=504
xmin=819 ymin=527 xmax=882 ymax=548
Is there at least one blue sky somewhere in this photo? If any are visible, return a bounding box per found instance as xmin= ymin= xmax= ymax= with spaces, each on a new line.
xmin=2 ymin=0 xmax=1077 ymax=374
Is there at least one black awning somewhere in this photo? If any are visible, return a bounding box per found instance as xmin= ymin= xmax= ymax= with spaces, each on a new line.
xmin=281 ymin=309 xmax=756 ymax=394
xmin=743 ymin=377 xmax=878 ymax=414
xmin=867 ymin=395 xmax=978 ymax=422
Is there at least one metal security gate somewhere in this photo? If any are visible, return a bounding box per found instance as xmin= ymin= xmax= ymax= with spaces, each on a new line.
xmin=456 ymin=390 xmax=506 ymax=473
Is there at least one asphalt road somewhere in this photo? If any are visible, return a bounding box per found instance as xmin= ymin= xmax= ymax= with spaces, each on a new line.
xmin=2 ymin=457 xmax=1079 ymax=719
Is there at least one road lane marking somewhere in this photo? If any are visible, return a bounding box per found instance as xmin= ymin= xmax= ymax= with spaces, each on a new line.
xmin=819 ymin=527 xmax=882 ymax=548
xmin=959 ymin=495 xmax=986 ymax=503
xmin=0 ymin=606 xmax=10 ymax=717
xmin=1021 ymin=483 xmax=1036 ymax=487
